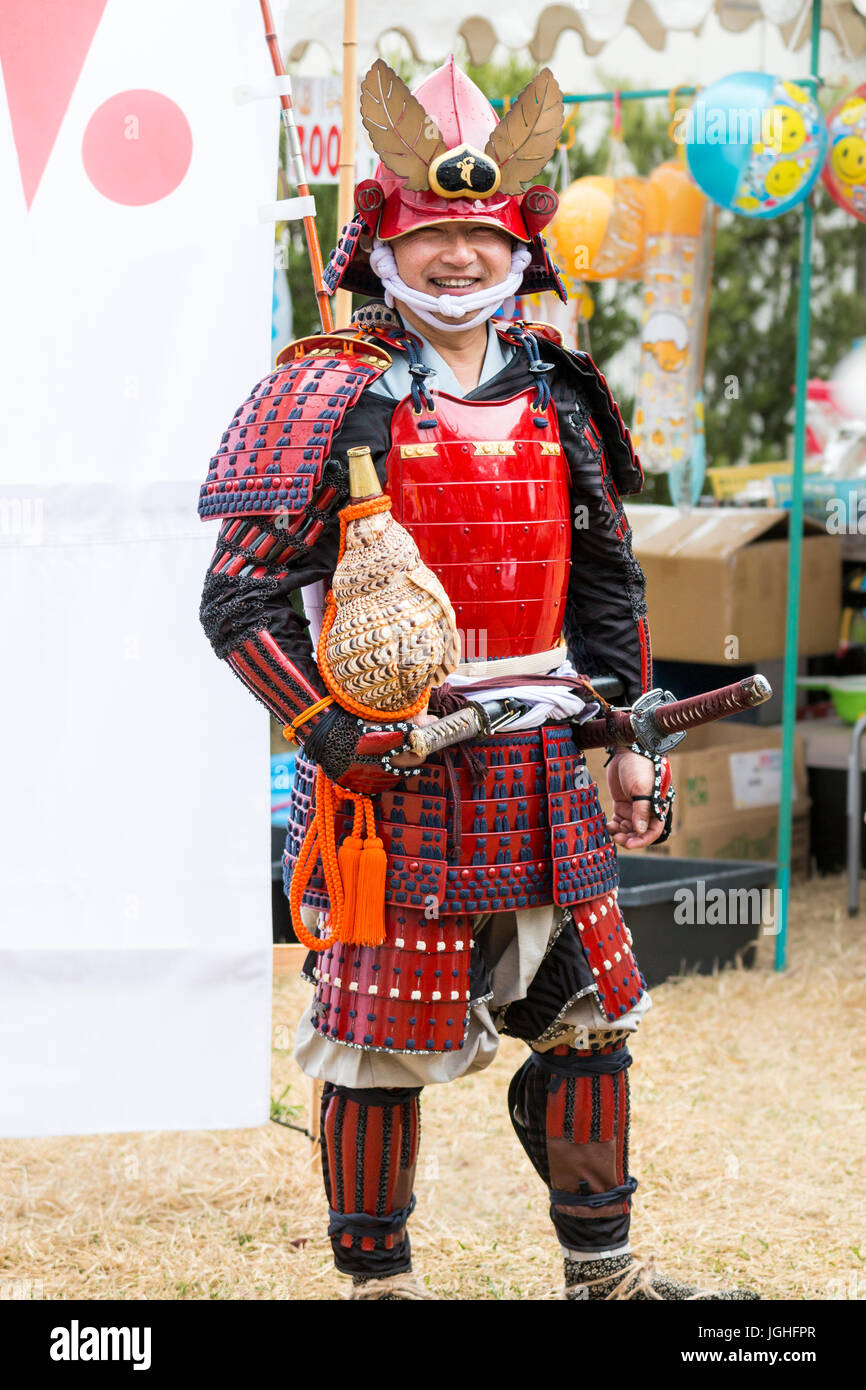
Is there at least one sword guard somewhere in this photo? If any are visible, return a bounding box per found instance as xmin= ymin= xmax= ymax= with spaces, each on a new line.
xmin=629 ymin=688 xmax=688 ymax=757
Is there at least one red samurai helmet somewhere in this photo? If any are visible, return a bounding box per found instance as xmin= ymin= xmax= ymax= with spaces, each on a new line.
xmin=323 ymin=56 xmax=568 ymax=308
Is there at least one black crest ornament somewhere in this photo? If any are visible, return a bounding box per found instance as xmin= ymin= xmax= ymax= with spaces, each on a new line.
xmin=428 ymin=144 xmax=501 ymax=199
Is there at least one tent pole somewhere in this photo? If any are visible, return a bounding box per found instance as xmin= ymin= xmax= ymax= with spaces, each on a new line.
xmin=334 ymin=0 xmax=357 ymax=329
xmin=775 ymin=0 xmax=823 ymax=970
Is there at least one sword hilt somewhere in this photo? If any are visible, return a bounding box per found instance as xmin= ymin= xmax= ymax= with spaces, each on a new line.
xmin=406 ymin=698 xmax=528 ymax=759
xmin=651 ymin=675 xmax=772 ymax=736
xmin=407 ymin=704 xmax=486 ymax=758
xmin=575 ymin=675 xmax=774 ymax=755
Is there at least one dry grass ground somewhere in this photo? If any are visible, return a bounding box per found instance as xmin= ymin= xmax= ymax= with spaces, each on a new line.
xmin=2 ymin=873 xmax=865 ymax=1301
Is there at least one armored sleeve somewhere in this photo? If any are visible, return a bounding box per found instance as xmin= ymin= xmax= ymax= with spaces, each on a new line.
xmin=547 ymin=346 xmax=653 ymax=704
xmin=199 ymin=513 xmax=336 ymax=724
xmin=197 ymin=337 xmax=396 ymax=779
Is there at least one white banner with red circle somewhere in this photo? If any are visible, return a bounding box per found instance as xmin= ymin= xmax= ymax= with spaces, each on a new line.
xmin=0 ymin=0 xmax=277 ymax=1137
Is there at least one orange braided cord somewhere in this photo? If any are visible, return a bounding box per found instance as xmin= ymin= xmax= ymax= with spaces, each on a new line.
xmin=283 ymin=694 xmax=334 ymax=744
xmin=288 ymin=812 xmax=337 ymax=952
xmin=336 ymin=494 xmax=392 ymax=563
xmin=316 ymin=591 xmax=431 ymax=722
xmin=318 ymin=771 xmax=346 ymax=929
xmin=288 ymin=768 xmax=348 ymax=952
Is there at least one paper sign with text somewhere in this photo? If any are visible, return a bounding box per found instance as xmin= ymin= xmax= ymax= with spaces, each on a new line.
xmin=729 ymin=749 xmax=796 ymax=809
xmin=292 ymin=75 xmax=377 ymax=184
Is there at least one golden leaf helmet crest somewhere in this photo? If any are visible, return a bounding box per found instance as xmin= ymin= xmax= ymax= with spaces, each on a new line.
xmin=359 ymin=58 xmax=563 ymax=201
xmin=484 ymin=69 xmax=566 ymax=196
xmin=359 ymin=59 xmax=446 ymax=193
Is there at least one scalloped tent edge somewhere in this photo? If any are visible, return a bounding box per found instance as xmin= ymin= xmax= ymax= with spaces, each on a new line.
xmin=284 ymin=1 xmax=866 ymax=65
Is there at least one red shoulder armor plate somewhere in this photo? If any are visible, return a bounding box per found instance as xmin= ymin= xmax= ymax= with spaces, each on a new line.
xmin=510 ymin=320 xmax=564 ymax=348
xmin=198 ymin=334 xmax=391 ymax=521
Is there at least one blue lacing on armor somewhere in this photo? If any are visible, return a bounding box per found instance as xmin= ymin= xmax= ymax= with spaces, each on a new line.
xmin=383 ymin=320 xmax=553 ymax=418
xmin=389 ymin=328 xmax=437 ymax=415
xmin=508 ymin=321 xmax=554 ymax=416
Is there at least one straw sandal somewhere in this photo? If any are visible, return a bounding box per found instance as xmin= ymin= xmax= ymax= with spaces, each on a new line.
xmin=564 ymin=1254 xmax=760 ymax=1301
xmin=348 ymin=1272 xmax=436 ymax=1300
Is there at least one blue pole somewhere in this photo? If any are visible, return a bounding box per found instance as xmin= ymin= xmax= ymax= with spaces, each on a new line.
xmin=775 ymin=0 xmax=823 ymax=970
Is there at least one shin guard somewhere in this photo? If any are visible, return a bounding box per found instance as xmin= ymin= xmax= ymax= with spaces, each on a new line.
xmin=320 ymin=1083 xmax=422 ymax=1277
xmin=508 ymin=1042 xmax=636 ymax=1255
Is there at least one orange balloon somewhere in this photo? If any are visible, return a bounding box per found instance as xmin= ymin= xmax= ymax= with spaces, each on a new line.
xmin=645 ymin=160 xmax=706 ymax=237
xmin=548 ymin=174 xmax=646 ymax=283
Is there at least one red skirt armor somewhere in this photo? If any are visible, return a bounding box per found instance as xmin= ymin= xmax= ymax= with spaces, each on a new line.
xmin=287 ymin=725 xmax=646 ymax=1054
xmin=385 ymin=388 xmax=570 ymax=660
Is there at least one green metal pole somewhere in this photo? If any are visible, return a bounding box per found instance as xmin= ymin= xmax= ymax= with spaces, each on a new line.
xmin=775 ymin=0 xmax=822 ymax=970
xmin=489 ymin=86 xmax=698 ymax=109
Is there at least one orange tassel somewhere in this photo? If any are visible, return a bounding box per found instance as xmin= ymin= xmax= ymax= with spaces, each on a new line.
xmin=354 ymin=833 xmax=388 ymax=946
xmin=337 ymin=800 xmax=364 ymax=935
xmin=349 ymin=796 xmax=387 ymax=946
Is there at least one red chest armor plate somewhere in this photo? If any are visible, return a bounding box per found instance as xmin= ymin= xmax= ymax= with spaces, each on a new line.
xmin=385 ymin=389 xmax=570 ymax=661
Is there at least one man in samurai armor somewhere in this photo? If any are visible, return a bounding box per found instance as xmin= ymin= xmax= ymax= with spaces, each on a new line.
xmin=198 ymin=57 xmax=758 ymax=1302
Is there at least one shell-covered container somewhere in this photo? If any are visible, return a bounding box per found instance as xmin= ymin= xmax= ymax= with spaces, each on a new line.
xmin=323 ymin=447 xmax=460 ymax=713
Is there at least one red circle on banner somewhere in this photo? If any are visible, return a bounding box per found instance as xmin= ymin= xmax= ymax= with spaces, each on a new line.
xmin=82 ymin=90 xmax=192 ymax=205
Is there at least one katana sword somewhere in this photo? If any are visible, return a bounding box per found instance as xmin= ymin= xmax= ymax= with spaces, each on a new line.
xmin=406 ymin=675 xmax=773 ymax=760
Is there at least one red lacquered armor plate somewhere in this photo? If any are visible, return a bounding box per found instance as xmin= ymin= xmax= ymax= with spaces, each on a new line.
xmin=385 ymin=389 xmax=571 ymax=659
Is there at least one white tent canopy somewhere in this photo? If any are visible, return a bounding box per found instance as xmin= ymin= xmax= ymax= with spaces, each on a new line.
xmin=284 ymin=0 xmax=866 ymax=67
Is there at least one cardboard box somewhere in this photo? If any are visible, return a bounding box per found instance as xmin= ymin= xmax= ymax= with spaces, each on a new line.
xmin=626 ymin=504 xmax=841 ymax=663
xmin=646 ymin=807 xmax=809 ymax=880
xmin=585 ymin=722 xmax=810 ymax=875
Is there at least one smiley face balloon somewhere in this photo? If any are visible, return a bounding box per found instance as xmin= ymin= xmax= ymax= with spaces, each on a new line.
xmin=823 ymin=84 xmax=866 ymax=223
xmin=685 ymin=72 xmax=827 ymax=218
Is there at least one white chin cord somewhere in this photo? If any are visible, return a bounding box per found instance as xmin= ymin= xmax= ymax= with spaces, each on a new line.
xmin=369 ymin=238 xmax=532 ymax=333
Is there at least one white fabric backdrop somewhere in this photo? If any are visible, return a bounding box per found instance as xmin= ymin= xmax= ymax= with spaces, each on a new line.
xmin=0 ymin=0 xmax=279 ymax=1136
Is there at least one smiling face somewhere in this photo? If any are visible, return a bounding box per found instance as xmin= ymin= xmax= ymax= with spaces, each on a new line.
xmin=833 ymin=135 xmax=866 ymax=184
xmin=765 ymin=159 xmax=804 ymax=199
xmin=771 ymin=105 xmax=806 ymax=154
xmin=391 ymin=222 xmax=516 ymax=324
